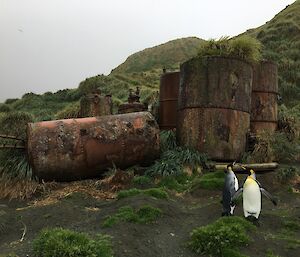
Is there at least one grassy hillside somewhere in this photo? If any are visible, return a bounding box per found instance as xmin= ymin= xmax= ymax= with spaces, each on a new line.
xmin=244 ymin=0 xmax=300 ymax=106
xmin=111 ymin=37 xmax=203 ymax=74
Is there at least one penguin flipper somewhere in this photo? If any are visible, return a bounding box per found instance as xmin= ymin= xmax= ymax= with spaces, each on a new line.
xmin=260 ymin=188 xmax=277 ymax=206
xmin=231 ymin=187 xmax=243 ymax=204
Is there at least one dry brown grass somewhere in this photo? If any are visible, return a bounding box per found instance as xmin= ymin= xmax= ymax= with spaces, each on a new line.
xmin=0 ymin=170 xmax=134 ymax=208
xmin=0 ymin=175 xmax=50 ymax=200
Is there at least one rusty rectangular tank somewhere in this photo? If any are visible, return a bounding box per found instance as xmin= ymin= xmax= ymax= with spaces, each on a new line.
xmin=251 ymin=61 xmax=278 ymax=133
xmin=80 ymin=92 xmax=112 ymax=117
xmin=159 ymin=71 xmax=180 ymax=130
xmin=27 ymin=112 xmax=159 ymax=181
xmin=177 ymin=56 xmax=253 ymax=161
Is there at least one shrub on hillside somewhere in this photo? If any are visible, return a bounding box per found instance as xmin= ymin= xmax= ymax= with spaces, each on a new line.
xmin=0 ymin=104 xmax=11 ymax=113
xmin=55 ymin=102 xmax=81 ymax=119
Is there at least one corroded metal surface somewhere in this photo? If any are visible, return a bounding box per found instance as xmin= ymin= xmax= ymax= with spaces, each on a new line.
xmin=118 ymin=103 xmax=146 ymax=114
xmin=177 ymin=56 xmax=252 ymax=160
xmin=80 ymin=93 xmax=112 ymax=117
xmin=177 ymin=108 xmax=250 ymax=161
xmin=118 ymin=87 xmax=146 ymax=114
xmin=251 ymin=61 xmax=278 ymax=133
xmin=159 ymin=71 xmax=180 ymax=130
xmin=27 ymin=112 xmax=159 ymax=181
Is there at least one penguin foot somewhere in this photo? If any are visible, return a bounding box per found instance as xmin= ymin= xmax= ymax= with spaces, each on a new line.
xmin=245 ymin=216 xmax=260 ymax=227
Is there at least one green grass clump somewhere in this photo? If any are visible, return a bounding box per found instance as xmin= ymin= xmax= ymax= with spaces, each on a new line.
xmin=144 ymin=188 xmax=168 ymax=199
xmin=117 ymin=188 xmax=168 ymax=200
xmin=146 ymin=147 xmax=208 ymax=177
xmin=0 ymin=111 xmax=34 ymax=178
xmin=102 ymin=205 xmax=162 ymax=227
xmin=117 ymin=188 xmax=141 ymax=199
xmin=277 ymin=166 xmax=299 ymax=182
xmin=33 ymin=228 xmax=113 ymax=257
xmin=198 ymin=35 xmax=262 ymax=63
xmin=132 ymin=175 xmax=153 ymax=187
xmin=189 ymin=216 xmax=255 ymax=257
xmin=158 ymin=174 xmax=193 ymax=192
xmin=189 ymin=171 xmax=225 ymax=191
xmin=160 ymin=130 xmax=177 ymax=152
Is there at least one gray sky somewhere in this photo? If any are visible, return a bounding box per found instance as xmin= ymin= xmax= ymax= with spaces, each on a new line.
xmin=0 ymin=0 xmax=295 ymax=102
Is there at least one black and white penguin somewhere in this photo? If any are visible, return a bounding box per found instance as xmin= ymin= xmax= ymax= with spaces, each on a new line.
xmin=232 ymin=168 xmax=277 ymax=220
xmin=222 ymin=163 xmax=239 ymax=216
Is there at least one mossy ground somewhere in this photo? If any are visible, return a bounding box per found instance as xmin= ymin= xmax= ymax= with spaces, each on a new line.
xmin=102 ymin=205 xmax=162 ymax=227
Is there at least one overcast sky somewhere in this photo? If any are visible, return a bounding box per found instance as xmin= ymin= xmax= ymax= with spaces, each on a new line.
xmin=0 ymin=0 xmax=296 ymax=102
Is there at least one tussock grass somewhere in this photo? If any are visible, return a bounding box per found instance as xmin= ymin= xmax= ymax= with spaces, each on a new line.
xmin=33 ymin=228 xmax=113 ymax=257
xmin=102 ymin=205 xmax=162 ymax=227
xmin=198 ymin=35 xmax=262 ymax=63
xmin=189 ymin=216 xmax=255 ymax=257
xmin=189 ymin=171 xmax=225 ymax=191
xmin=0 ymin=175 xmax=46 ymax=200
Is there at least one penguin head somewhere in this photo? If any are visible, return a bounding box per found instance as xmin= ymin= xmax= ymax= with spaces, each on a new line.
xmin=226 ymin=161 xmax=236 ymax=173
xmin=247 ymin=168 xmax=256 ymax=178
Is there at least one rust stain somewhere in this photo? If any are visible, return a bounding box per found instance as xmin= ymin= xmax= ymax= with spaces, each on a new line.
xmin=159 ymin=71 xmax=180 ymax=130
xmin=27 ymin=112 xmax=159 ymax=181
xmin=251 ymin=61 xmax=278 ymax=133
xmin=177 ymin=56 xmax=252 ymax=161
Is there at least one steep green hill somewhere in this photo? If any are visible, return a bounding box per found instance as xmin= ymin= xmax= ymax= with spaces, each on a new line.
xmin=111 ymin=37 xmax=203 ymax=74
xmin=244 ymin=0 xmax=300 ymax=106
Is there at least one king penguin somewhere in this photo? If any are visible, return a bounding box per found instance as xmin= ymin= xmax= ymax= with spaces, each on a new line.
xmin=232 ymin=168 xmax=277 ymax=220
xmin=222 ymin=163 xmax=239 ymax=216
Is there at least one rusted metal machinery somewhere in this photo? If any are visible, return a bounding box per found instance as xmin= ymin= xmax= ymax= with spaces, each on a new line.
xmin=27 ymin=112 xmax=159 ymax=181
xmin=177 ymin=56 xmax=253 ymax=161
xmin=251 ymin=61 xmax=278 ymax=133
xmin=118 ymin=87 xmax=146 ymax=114
xmin=159 ymin=71 xmax=180 ymax=130
xmin=80 ymin=89 xmax=112 ymax=117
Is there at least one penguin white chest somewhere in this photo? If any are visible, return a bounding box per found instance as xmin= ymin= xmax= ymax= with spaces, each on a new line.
xmin=243 ymin=179 xmax=261 ymax=218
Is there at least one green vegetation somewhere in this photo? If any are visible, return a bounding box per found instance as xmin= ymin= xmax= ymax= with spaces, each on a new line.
xmin=132 ymin=175 xmax=153 ymax=187
xmin=245 ymin=0 xmax=300 ymax=106
xmin=0 ymin=104 xmax=11 ymax=113
xmin=146 ymin=147 xmax=208 ymax=177
xmin=160 ymin=130 xmax=177 ymax=153
xmin=158 ymin=174 xmax=193 ymax=192
xmin=112 ymin=37 xmax=203 ymax=73
xmin=117 ymin=188 xmax=168 ymax=200
xmin=33 ymin=228 xmax=113 ymax=257
xmin=266 ymin=249 xmax=281 ymax=257
xmin=276 ymin=166 xmax=299 ymax=182
xmin=189 ymin=171 xmax=225 ymax=191
xmin=262 ymin=216 xmax=300 ymax=250
xmin=198 ymin=35 xmax=262 ymax=63
xmin=0 ymin=112 xmax=34 ymax=178
xmin=245 ymin=130 xmax=299 ymax=163
xmin=102 ymin=205 xmax=162 ymax=227
xmin=189 ymin=216 xmax=255 ymax=257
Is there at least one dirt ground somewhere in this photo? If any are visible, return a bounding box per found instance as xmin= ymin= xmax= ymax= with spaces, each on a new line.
xmin=0 ymin=173 xmax=299 ymax=257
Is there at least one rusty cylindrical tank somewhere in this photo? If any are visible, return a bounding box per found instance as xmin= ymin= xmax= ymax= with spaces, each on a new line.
xmin=177 ymin=56 xmax=253 ymax=161
xmin=251 ymin=61 xmax=278 ymax=133
xmin=80 ymin=92 xmax=112 ymax=117
xmin=118 ymin=103 xmax=146 ymax=114
xmin=27 ymin=112 xmax=159 ymax=181
xmin=159 ymin=71 xmax=180 ymax=130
